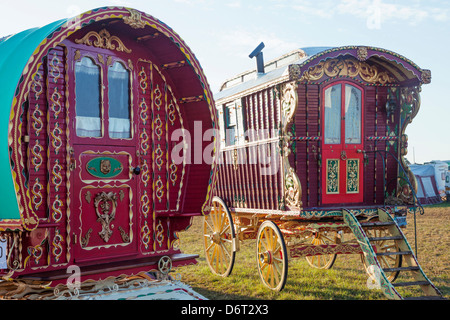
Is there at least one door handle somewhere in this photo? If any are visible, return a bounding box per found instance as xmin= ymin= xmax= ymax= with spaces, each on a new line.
xmin=131 ymin=166 xmax=141 ymax=175
xmin=340 ymin=150 xmax=347 ymax=161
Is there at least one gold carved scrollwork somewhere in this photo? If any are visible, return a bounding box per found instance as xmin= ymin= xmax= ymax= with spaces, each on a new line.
xmin=280 ymin=82 xmax=302 ymax=210
xmin=299 ymin=57 xmax=395 ymax=85
xmin=123 ymin=9 xmax=146 ymax=29
xmin=398 ymin=86 xmax=422 ymax=201
xmin=75 ymin=29 xmax=132 ymax=53
xmin=94 ymin=192 xmax=117 ymax=243
xmin=281 ymin=82 xmax=298 ymax=126
xmin=356 ymin=46 xmax=368 ymax=61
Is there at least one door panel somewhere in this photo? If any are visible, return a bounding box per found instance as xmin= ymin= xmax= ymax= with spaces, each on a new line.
xmin=70 ymin=47 xmax=139 ymax=262
xmin=73 ymin=145 xmax=138 ymax=263
xmin=322 ymin=82 xmax=364 ymax=204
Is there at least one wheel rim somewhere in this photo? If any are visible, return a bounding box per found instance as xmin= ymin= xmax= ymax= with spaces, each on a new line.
xmin=203 ymin=198 xmax=236 ymax=277
xmin=362 ymin=227 xmax=401 ymax=282
xmin=305 ymin=231 xmax=338 ymax=269
xmin=256 ymin=221 xmax=288 ymax=291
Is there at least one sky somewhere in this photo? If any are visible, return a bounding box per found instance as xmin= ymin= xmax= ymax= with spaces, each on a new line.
xmin=1 ymin=0 xmax=449 ymax=164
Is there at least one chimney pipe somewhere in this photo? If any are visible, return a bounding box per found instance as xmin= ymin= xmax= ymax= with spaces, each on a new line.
xmin=249 ymin=42 xmax=265 ymax=74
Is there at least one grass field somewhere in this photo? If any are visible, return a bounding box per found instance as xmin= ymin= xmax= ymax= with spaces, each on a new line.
xmin=176 ymin=203 xmax=449 ymax=300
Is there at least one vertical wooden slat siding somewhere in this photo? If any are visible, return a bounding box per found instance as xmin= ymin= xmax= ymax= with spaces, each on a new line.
xmin=317 ymin=85 xmax=322 ymax=205
xmin=267 ymin=90 xmax=274 ymax=209
xmin=296 ymin=84 xmax=306 ymax=207
xmin=262 ymin=91 xmax=269 ymax=209
xmin=305 ymin=85 xmax=310 ymax=207
xmin=364 ymin=86 xmax=376 ymax=204
xmin=243 ymin=97 xmax=253 ymax=208
xmin=251 ymin=94 xmax=260 ymax=209
xmin=229 ymin=152 xmax=236 ymax=207
xmin=308 ymin=84 xmax=320 ymax=207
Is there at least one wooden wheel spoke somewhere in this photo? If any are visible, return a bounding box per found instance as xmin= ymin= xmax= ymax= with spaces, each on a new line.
xmin=204 ymin=219 xmax=215 ymax=234
xmin=256 ymin=221 xmax=287 ymax=291
xmin=203 ymin=198 xmax=236 ymax=277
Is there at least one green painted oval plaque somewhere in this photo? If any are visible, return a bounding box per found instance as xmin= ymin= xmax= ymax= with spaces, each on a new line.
xmin=86 ymin=157 xmax=123 ymax=179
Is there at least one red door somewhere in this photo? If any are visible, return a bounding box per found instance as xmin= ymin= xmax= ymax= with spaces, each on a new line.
xmin=69 ymin=48 xmax=139 ymax=263
xmin=321 ymin=82 xmax=364 ymax=205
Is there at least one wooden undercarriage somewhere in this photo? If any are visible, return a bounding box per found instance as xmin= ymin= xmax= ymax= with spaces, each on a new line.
xmin=203 ymin=196 xmax=445 ymax=299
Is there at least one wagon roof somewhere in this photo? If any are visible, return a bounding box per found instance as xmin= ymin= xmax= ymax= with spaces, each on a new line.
xmin=215 ymin=45 xmax=430 ymax=104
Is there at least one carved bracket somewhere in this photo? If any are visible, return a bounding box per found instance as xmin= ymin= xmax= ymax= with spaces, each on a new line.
xmin=280 ymin=82 xmax=303 ymax=210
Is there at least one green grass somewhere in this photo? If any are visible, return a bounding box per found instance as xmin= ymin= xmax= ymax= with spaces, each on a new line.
xmin=176 ymin=206 xmax=449 ymax=300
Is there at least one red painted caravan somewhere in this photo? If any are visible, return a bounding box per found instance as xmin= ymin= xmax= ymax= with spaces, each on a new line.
xmin=0 ymin=7 xmax=217 ymax=285
xmin=205 ymin=45 xmax=445 ymax=299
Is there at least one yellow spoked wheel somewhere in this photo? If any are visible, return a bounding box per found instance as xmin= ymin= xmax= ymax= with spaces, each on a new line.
xmin=362 ymin=227 xmax=402 ymax=282
xmin=203 ymin=197 xmax=236 ymax=277
xmin=305 ymin=231 xmax=338 ymax=269
xmin=256 ymin=221 xmax=288 ymax=291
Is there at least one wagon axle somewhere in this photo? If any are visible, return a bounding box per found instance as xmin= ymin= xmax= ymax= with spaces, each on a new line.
xmin=259 ymin=251 xmax=272 ymax=265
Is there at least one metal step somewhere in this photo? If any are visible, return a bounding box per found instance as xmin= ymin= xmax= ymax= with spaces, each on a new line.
xmin=393 ymin=281 xmax=430 ymax=287
xmin=383 ymin=266 xmax=420 ymax=273
xmin=377 ymin=251 xmax=412 ymax=256
xmin=360 ymin=221 xmax=396 ymax=227
xmin=368 ymin=235 xmax=403 ymax=241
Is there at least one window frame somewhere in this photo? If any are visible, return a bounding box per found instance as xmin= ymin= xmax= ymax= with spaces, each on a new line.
xmin=72 ymin=48 xmax=134 ymax=143
xmin=322 ymin=80 xmax=364 ymax=147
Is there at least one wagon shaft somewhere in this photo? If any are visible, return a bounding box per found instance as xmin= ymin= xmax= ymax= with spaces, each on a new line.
xmin=289 ymin=243 xmax=366 ymax=259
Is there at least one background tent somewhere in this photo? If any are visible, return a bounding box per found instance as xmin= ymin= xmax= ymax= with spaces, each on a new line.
xmin=410 ymin=164 xmax=442 ymax=204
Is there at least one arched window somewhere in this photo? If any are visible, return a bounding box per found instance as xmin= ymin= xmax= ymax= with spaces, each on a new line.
xmin=323 ymin=82 xmax=362 ymax=145
xmin=108 ymin=61 xmax=131 ymax=139
xmin=75 ymin=56 xmax=101 ymax=137
xmin=324 ymin=84 xmax=341 ymax=144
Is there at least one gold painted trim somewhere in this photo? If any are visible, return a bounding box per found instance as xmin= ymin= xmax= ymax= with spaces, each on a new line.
xmin=346 ymin=158 xmax=360 ymax=194
xmin=299 ymin=56 xmax=396 ymax=85
xmin=75 ymin=29 xmax=132 ymax=53
xmin=77 ymin=184 xmax=134 ymax=251
xmin=280 ymin=81 xmax=302 ymax=210
xmin=326 ymin=159 xmax=340 ymax=195
xmin=78 ymin=150 xmax=132 ymax=184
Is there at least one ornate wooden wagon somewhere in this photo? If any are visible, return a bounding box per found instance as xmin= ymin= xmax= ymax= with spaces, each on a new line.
xmin=0 ymin=7 xmax=217 ymax=287
xmin=206 ymin=45 xmax=444 ymax=299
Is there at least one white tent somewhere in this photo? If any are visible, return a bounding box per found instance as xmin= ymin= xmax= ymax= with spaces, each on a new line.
xmin=410 ymin=164 xmax=442 ymax=205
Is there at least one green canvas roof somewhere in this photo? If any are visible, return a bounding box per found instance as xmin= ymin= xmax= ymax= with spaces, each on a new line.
xmin=0 ymin=19 xmax=66 ymax=220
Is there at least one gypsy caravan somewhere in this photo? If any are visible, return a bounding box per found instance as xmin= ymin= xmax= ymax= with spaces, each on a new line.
xmin=206 ymin=45 xmax=444 ymax=299
xmin=0 ymin=7 xmax=218 ymax=287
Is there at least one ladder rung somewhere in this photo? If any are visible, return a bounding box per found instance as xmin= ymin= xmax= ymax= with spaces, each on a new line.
xmin=383 ymin=266 xmax=420 ymax=273
xmin=368 ymin=236 xmax=403 ymax=241
xmin=377 ymin=251 xmax=412 ymax=256
xmin=360 ymin=221 xmax=395 ymax=227
xmin=393 ymin=281 xmax=430 ymax=287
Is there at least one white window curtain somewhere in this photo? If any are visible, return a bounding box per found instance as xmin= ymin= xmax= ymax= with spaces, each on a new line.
xmin=344 ymin=85 xmax=361 ymax=144
xmin=108 ymin=62 xmax=131 ymax=139
xmin=324 ymin=84 xmax=341 ymax=144
xmin=75 ymin=57 xmax=102 ymax=138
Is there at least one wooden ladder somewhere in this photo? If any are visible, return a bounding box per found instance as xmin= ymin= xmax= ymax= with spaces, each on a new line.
xmin=343 ymin=208 xmax=445 ymax=300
